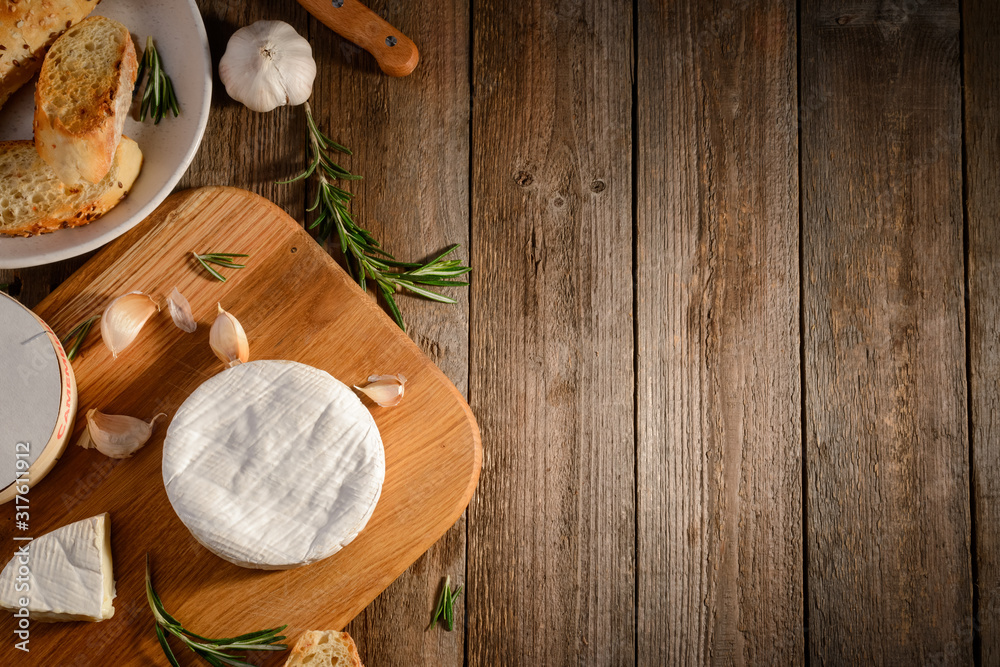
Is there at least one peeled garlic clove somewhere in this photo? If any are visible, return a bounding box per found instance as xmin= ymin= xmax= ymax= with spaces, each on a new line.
xmin=78 ymin=409 xmax=166 ymax=459
xmin=167 ymin=287 xmax=197 ymax=333
xmin=101 ymin=291 xmax=159 ymax=358
xmin=354 ymin=373 xmax=407 ymax=407
xmin=211 ymin=303 xmax=249 ymax=368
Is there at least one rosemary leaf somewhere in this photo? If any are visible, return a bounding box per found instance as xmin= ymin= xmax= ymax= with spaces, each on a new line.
xmin=156 ymin=624 xmax=182 ymax=667
xmin=192 ymin=251 xmax=249 ymax=282
xmin=279 ymin=102 xmax=471 ymax=330
xmin=427 ymin=574 xmax=449 ymax=630
xmin=449 ymin=585 xmax=463 ymax=631
xmin=428 ymin=575 xmax=463 ymax=632
xmin=60 ymin=314 xmax=100 ymax=361
xmin=134 ymin=36 xmax=179 ymax=124
xmin=146 ymin=555 xmax=287 ymax=666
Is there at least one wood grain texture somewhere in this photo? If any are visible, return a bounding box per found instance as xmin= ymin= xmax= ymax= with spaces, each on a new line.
xmin=0 ymin=187 xmax=480 ymax=667
xmin=468 ymin=1 xmax=634 ymax=664
xmin=801 ymin=1 xmax=972 ymax=663
xmin=636 ymin=1 xmax=802 ymax=664
xmin=307 ymin=0 xmax=471 ymax=664
xmin=964 ymin=0 xmax=1000 ymax=662
xmin=178 ymin=0 xmax=308 ymax=221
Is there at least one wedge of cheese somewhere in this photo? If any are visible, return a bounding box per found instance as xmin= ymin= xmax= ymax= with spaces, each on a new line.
xmin=0 ymin=513 xmax=115 ymax=622
xmin=163 ymin=360 xmax=385 ymax=570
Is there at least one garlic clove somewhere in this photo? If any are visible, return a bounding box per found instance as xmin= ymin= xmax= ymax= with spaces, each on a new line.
xmin=167 ymin=287 xmax=197 ymax=333
xmin=210 ymin=303 xmax=249 ymax=368
xmin=78 ymin=409 xmax=166 ymax=459
xmin=354 ymin=373 xmax=407 ymax=407
xmin=101 ymin=292 xmax=159 ymax=358
xmin=219 ymin=20 xmax=316 ymax=113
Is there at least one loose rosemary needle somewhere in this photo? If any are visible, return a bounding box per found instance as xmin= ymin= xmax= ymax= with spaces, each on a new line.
xmin=60 ymin=314 xmax=100 ymax=361
xmin=146 ymin=555 xmax=288 ymax=667
xmin=279 ymin=102 xmax=471 ymax=331
xmin=192 ymin=252 xmax=249 ymax=282
xmin=135 ymin=36 xmax=180 ymax=124
xmin=428 ymin=575 xmax=464 ymax=631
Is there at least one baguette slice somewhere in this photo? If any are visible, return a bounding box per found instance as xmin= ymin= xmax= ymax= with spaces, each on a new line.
xmin=0 ymin=136 xmax=142 ymax=237
xmin=0 ymin=0 xmax=99 ymax=110
xmin=34 ymin=15 xmax=137 ymax=184
xmin=283 ymin=631 xmax=364 ymax=667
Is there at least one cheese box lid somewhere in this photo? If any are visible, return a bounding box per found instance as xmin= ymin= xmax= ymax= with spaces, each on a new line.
xmin=0 ymin=292 xmax=77 ymax=502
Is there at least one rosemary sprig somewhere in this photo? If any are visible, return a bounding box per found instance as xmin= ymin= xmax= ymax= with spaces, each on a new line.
xmin=192 ymin=252 xmax=249 ymax=282
xmin=280 ymin=102 xmax=471 ymax=330
xmin=146 ymin=555 xmax=288 ymax=667
xmin=428 ymin=575 xmax=463 ymax=631
xmin=60 ymin=314 xmax=100 ymax=361
xmin=134 ymin=36 xmax=180 ymax=124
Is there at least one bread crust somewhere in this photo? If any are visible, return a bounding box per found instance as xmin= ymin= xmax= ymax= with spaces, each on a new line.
xmin=0 ymin=136 xmax=142 ymax=237
xmin=33 ymin=14 xmax=137 ymax=184
xmin=0 ymin=0 xmax=99 ymax=109
xmin=283 ymin=630 xmax=364 ymax=667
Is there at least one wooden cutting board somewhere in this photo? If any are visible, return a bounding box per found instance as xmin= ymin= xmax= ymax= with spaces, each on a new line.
xmin=0 ymin=187 xmax=481 ymax=666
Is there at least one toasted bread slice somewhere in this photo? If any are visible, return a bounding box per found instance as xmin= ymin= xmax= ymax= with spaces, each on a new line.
xmin=0 ymin=136 xmax=142 ymax=237
xmin=33 ymin=15 xmax=137 ymax=184
xmin=0 ymin=0 xmax=99 ymax=110
xmin=283 ymin=631 xmax=363 ymax=667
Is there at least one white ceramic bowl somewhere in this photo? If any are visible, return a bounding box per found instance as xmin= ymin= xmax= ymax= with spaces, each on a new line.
xmin=0 ymin=0 xmax=212 ymax=269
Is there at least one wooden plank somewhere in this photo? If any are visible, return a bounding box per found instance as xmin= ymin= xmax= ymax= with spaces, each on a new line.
xmin=964 ymin=0 xmax=1000 ymax=662
xmin=2 ymin=187 xmax=481 ymax=666
xmin=636 ymin=1 xmax=802 ymax=663
xmin=306 ymin=0 xmax=471 ymax=664
xmin=177 ymin=0 xmax=308 ymax=220
xmin=467 ymin=1 xmax=634 ymax=664
xmin=800 ymin=2 xmax=971 ymax=663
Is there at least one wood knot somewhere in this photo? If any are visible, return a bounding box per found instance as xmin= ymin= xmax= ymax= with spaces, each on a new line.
xmin=514 ymin=171 xmax=533 ymax=187
xmin=591 ymin=179 xmax=606 ymax=193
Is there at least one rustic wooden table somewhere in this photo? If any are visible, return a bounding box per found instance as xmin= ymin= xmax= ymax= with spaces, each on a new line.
xmin=3 ymin=0 xmax=999 ymax=664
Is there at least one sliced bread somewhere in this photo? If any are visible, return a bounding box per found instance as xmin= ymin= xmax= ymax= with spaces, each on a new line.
xmin=0 ymin=0 xmax=99 ymax=110
xmin=0 ymin=135 xmax=142 ymax=237
xmin=33 ymin=15 xmax=137 ymax=184
xmin=282 ymin=630 xmax=364 ymax=667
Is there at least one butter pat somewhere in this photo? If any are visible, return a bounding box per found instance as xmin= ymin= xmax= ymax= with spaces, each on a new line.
xmin=0 ymin=513 xmax=115 ymax=622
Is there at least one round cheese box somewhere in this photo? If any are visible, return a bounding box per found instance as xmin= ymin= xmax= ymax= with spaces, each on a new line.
xmin=0 ymin=292 xmax=77 ymax=504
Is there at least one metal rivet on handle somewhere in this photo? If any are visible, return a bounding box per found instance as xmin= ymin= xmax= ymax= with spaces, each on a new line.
xmin=331 ymin=0 xmax=344 ymax=7
xmin=385 ymin=35 xmax=398 ymax=47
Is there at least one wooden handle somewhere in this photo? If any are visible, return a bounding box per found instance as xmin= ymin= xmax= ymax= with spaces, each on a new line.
xmin=298 ymin=0 xmax=419 ymax=77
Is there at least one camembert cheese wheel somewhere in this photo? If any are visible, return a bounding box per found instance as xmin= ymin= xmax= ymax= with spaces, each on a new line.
xmin=0 ymin=292 xmax=76 ymax=505
xmin=162 ymin=360 xmax=385 ymax=570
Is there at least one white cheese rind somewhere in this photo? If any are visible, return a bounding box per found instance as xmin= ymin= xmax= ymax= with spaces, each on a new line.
xmin=0 ymin=513 xmax=115 ymax=622
xmin=163 ymin=360 xmax=385 ymax=570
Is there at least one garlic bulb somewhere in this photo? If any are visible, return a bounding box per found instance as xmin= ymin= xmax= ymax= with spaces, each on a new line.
xmin=77 ymin=409 xmax=166 ymax=459
xmin=210 ymin=304 xmax=249 ymax=368
xmin=101 ymin=292 xmax=159 ymax=358
xmin=354 ymin=373 xmax=407 ymax=407
xmin=219 ymin=20 xmax=316 ymax=113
